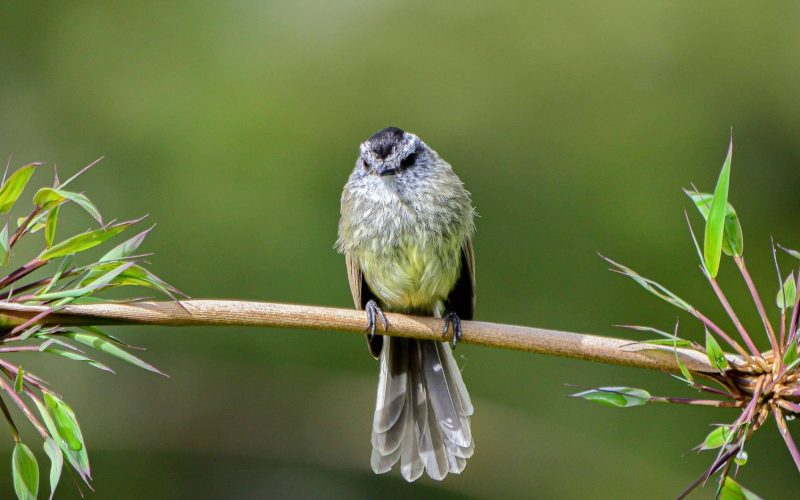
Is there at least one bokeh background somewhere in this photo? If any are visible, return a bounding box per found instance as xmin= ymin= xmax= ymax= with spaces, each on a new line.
xmin=1 ymin=1 xmax=799 ymax=498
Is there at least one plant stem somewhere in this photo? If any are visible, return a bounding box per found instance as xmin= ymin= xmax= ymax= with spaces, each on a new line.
xmin=735 ymin=255 xmax=781 ymax=359
xmin=0 ymin=300 xmax=731 ymax=375
xmin=707 ymin=276 xmax=760 ymax=356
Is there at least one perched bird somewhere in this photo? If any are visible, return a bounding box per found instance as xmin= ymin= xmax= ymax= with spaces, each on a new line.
xmin=336 ymin=127 xmax=476 ymax=481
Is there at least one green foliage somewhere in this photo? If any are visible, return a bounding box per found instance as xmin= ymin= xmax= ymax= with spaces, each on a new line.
xmin=0 ymin=164 xmax=38 ymax=214
xmin=571 ymin=387 xmax=651 ymax=408
xmin=684 ymin=190 xmax=743 ymax=257
xmin=11 ymin=442 xmax=38 ymax=500
xmin=720 ymin=477 xmax=762 ymax=500
xmin=777 ymin=272 xmax=796 ymax=311
xmin=703 ymin=138 xmax=733 ymax=277
xmin=0 ymin=160 xmax=178 ymax=499
xmin=704 ymin=330 xmax=729 ymax=372
xmin=593 ymin=136 xmax=800 ymax=498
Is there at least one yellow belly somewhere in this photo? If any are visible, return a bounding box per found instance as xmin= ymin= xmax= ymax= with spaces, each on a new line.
xmin=359 ymin=241 xmax=461 ymax=314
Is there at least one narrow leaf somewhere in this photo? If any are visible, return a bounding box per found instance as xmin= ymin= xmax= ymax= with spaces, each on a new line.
xmin=36 ymin=261 xmax=135 ymax=301
xmin=703 ymin=138 xmax=733 ymax=277
xmin=784 ymin=341 xmax=798 ymax=366
xmin=571 ymin=387 xmax=650 ymax=408
xmin=777 ymin=272 xmax=797 ymax=311
xmin=43 ymin=347 xmax=114 ymax=373
xmin=43 ymin=393 xmax=83 ymax=452
xmin=0 ymin=163 xmax=38 ymax=214
xmin=780 ymin=245 xmax=800 ymax=260
xmin=63 ymin=331 xmax=165 ymax=375
xmin=0 ymin=224 xmax=9 ymax=266
xmin=31 ymin=397 xmax=90 ymax=483
xmin=705 ymin=330 xmax=729 ymax=372
xmin=43 ymin=438 xmax=62 ymax=500
xmin=98 ymin=226 xmax=154 ymax=263
xmin=720 ymin=477 xmax=762 ymax=500
xmin=12 ymin=442 xmax=39 ymax=500
xmin=684 ymin=190 xmax=743 ymax=256
xmin=45 ymin=206 xmax=58 ymax=248
xmin=14 ymin=366 xmax=24 ymax=393
xmin=38 ymin=220 xmax=135 ymax=261
xmin=700 ymin=425 xmax=732 ymax=450
xmin=673 ymin=323 xmax=694 ymax=383
xmin=33 ymin=188 xmax=102 ymax=224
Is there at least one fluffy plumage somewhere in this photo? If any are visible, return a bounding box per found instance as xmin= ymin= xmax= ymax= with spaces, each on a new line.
xmin=337 ymin=127 xmax=476 ymax=481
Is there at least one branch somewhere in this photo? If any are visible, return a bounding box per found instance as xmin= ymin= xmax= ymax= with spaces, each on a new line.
xmin=0 ymin=300 xmax=728 ymax=375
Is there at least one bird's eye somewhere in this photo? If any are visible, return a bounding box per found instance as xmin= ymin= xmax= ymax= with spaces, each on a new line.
xmin=362 ymin=160 xmax=369 ymax=170
xmin=399 ymin=152 xmax=417 ymax=170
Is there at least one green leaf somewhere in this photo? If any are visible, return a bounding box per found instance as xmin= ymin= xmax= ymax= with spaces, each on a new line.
xmin=36 ymin=262 xmax=135 ymax=301
xmin=781 ymin=245 xmax=800 ymax=260
xmin=700 ymin=425 xmax=732 ymax=450
xmin=684 ymin=190 xmax=743 ymax=256
xmin=38 ymin=220 xmax=135 ymax=261
xmin=14 ymin=366 xmax=24 ymax=393
xmin=98 ymin=226 xmax=154 ymax=263
xmin=43 ymin=347 xmax=114 ymax=373
xmin=703 ymin=138 xmax=733 ymax=277
xmin=641 ymin=338 xmax=694 ymax=348
xmin=33 ymin=188 xmax=102 ymax=224
xmin=63 ymin=331 xmax=165 ymax=375
xmin=17 ymin=217 xmax=45 ymax=234
xmin=777 ymin=272 xmax=796 ymax=311
xmin=32 ymin=395 xmax=90 ymax=483
xmin=674 ymin=327 xmax=694 ymax=384
xmin=12 ymin=442 xmax=39 ymax=500
xmin=43 ymin=392 xmax=84 ymax=452
xmin=42 ymin=438 xmax=62 ymax=500
xmin=603 ymin=256 xmax=692 ymax=311
xmin=720 ymin=477 xmax=762 ymax=500
xmin=784 ymin=340 xmax=798 ymax=367
xmin=705 ymin=330 xmax=729 ymax=372
xmin=0 ymin=163 xmax=38 ymax=214
xmin=571 ymin=387 xmax=650 ymax=408
xmin=0 ymin=224 xmax=10 ymax=266
xmin=45 ymin=206 xmax=58 ymax=248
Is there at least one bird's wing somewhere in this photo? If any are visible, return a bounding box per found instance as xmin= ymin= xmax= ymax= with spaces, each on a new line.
xmin=445 ymin=237 xmax=476 ymax=320
xmin=346 ymin=252 xmax=384 ymax=357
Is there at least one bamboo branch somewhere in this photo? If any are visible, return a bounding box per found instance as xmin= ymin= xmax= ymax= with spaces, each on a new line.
xmin=0 ymin=300 xmax=733 ymax=375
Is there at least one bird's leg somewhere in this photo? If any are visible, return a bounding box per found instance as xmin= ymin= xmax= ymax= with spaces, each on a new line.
xmin=442 ymin=311 xmax=462 ymax=349
xmin=365 ymin=299 xmax=389 ymax=340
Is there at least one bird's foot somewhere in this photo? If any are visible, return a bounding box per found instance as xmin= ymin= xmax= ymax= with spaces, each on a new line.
xmin=365 ymin=300 xmax=389 ymax=341
xmin=442 ymin=311 xmax=462 ymax=349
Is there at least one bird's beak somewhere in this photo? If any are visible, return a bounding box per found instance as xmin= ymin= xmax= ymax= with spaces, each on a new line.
xmin=377 ymin=165 xmax=398 ymax=176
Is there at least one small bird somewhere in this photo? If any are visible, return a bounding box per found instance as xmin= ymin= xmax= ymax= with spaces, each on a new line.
xmin=336 ymin=127 xmax=475 ymax=481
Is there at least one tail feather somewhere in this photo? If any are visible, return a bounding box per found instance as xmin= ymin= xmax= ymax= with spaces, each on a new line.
xmin=370 ymin=337 xmax=474 ymax=481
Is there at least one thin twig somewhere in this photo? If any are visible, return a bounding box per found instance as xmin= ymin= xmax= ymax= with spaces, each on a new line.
xmin=0 ymin=300 xmax=732 ymax=375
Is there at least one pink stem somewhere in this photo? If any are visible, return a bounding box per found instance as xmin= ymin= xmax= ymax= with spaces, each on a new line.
xmin=691 ymin=308 xmax=754 ymax=363
xmin=708 ymin=277 xmax=760 ymax=356
xmin=773 ymin=407 xmax=800 ymax=472
xmin=735 ymin=256 xmax=780 ymax=359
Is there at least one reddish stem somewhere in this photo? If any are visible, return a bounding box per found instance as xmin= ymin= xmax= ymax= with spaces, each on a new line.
xmin=707 ymin=276 xmax=760 ymax=356
xmin=773 ymin=407 xmax=800 ymax=472
xmin=735 ymin=255 xmax=781 ymax=362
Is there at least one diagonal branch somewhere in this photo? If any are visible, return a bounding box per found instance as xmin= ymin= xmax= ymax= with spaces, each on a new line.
xmin=0 ymin=300 xmax=731 ymax=375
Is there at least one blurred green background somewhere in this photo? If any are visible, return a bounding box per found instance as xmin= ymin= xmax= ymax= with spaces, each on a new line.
xmin=1 ymin=1 xmax=799 ymax=498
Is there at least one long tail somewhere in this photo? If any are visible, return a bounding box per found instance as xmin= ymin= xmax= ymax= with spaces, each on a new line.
xmin=370 ymin=337 xmax=474 ymax=481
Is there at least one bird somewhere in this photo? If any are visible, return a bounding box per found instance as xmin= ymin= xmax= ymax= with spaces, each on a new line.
xmin=336 ymin=126 xmax=475 ymax=481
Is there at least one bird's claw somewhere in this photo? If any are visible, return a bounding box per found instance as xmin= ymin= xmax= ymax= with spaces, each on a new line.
xmin=365 ymin=300 xmax=389 ymax=340
xmin=442 ymin=311 xmax=462 ymax=349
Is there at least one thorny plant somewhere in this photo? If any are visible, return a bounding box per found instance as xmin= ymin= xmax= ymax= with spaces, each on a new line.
xmin=573 ymin=138 xmax=799 ymax=499
xmin=0 ymin=158 xmax=179 ymax=500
